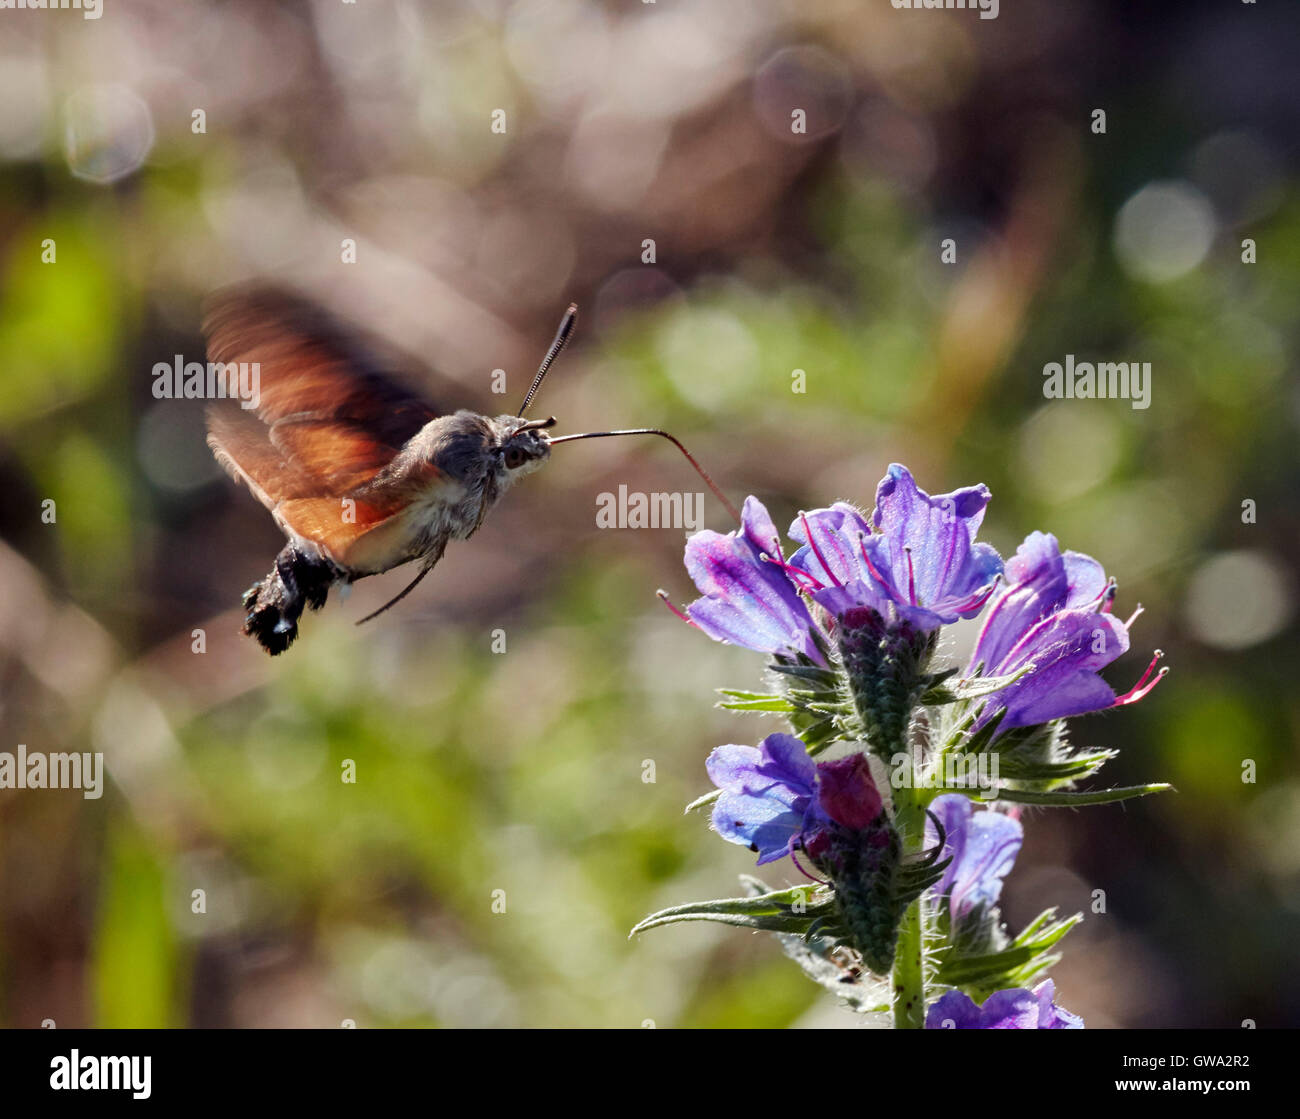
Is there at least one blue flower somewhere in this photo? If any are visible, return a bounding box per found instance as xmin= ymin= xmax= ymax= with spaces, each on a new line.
xmin=788 ymin=465 xmax=1002 ymax=632
xmin=706 ymin=736 xmax=885 ymax=865
xmin=683 ymin=497 xmax=824 ymax=663
xmin=706 ymin=734 xmax=824 ymax=865
xmin=925 ymin=794 xmax=1022 ymax=921
xmin=925 ymin=980 xmax=1083 ymax=1029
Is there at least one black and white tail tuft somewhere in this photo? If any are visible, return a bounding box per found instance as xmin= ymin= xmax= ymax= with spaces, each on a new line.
xmin=241 ymin=545 xmax=337 ymax=655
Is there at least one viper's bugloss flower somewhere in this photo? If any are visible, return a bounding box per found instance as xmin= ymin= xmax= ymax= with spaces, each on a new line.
xmin=707 ymin=734 xmax=824 ymax=865
xmin=971 ymin=532 xmax=1166 ymax=730
xmin=707 ymin=736 xmax=884 ymax=865
xmin=925 ymin=979 xmax=1083 ymax=1029
xmin=684 ymin=496 xmax=823 ymax=663
xmin=788 ymin=465 xmax=1002 ymax=632
xmin=925 ymin=794 xmax=1022 ymax=920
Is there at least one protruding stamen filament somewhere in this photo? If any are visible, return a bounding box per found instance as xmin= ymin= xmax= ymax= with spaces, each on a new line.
xmin=790 ymin=850 xmax=829 ymax=886
xmin=857 ymin=532 xmax=890 ymax=590
xmin=800 ymin=512 xmax=842 ymax=588
xmin=760 ymin=552 xmax=825 ymax=592
xmin=656 ymin=589 xmax=697 ymax=627
xmin=1115 ymin=651 xmax=1168 ymax=706
xmin=954 ymin=574 xmax=1002 ymax=615
xmin=904 ymin=545 xmax=919 ymax=606
xmin=1094 ymin=578 xmax=1118 ymax=613
xmin=1123 ymin=603 xmax=1145 ymax=630
xmin=1131 ymin=648 xmax=1164 ymax=691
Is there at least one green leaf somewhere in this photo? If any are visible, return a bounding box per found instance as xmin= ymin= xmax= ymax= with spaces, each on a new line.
xmin=927 ymin=662 xmax=1038 ymax=705
xmin=799 ymin=718 xmax=841 ymax=755
xmin=770 ymin=662 xmax=840 ymax=687
xmin=993 ymin=750 xmax=1116 ymax=782
xmin=985 ymin=783 xmax=1174 ymax=807
xmin=720 ymin=697 xmax=796 ymax=713
xmin=786 ymin=687 xmax=841 ymax=703
xmin=630 ymin=884 xmax=834 ymax=938
xmin=948 ymin=708 xmax=1008 ymax=755
xmin=938 ymin=945 xmax=1065 ymax=990
xmin=935 ymin=909 xmax=1081 ymax=996
xmin=773 ymin=925 xmax=887 ymax=1011
xmin=684 ymin=788 xmax=720 ymax=814
xmin=801 ymin=704 xmax=853 ymax=720
xmin=717 ymin=689 xmax=794 ymax=712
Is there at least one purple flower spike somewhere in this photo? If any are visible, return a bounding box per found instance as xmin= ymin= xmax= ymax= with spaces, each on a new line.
xmin=925 ymin=795 xmax=1022 ymax=920
xmin=925 ymin=980 xmax=1083 ymax=1029
xmin=971 ymin=533 xmax=1167 ymax=731
xmin=861 ymin=464 xmax=1004 ymax=631
xmin=707 ymin=734 xmax=823 ymax=865
xmin=684 ymin=497 xmax=824 ymax=663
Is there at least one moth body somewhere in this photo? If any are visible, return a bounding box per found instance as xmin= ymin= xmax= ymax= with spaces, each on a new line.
xmin=203 ymin=288 xmax=553 ymax=654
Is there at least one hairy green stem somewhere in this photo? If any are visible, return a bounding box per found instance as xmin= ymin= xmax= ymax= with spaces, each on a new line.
xmin=893 ymin=897 xmax=924 ymax=1028
xmin=891 ymin=786 xmax=927 ymax=1029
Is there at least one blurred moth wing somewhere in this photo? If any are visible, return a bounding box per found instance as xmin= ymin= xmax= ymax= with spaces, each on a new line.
xmin=204 ymin=287 xmax=447 ymax=564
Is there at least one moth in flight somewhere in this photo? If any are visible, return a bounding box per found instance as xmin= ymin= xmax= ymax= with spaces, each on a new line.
xmin=203 ymin=288 xmax=735 ymax=654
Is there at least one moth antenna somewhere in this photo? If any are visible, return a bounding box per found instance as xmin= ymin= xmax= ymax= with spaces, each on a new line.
xmin=546 ymin=428 xmax=741 ymax=525
xmin=354 ymin=558 xmax=435 ymax=626
xmin=517 ymin=304 xmax=578 ymax=417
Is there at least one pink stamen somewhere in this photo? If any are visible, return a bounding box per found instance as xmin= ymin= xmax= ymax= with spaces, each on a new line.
xmin=656 ymin=589 xmax=698 ymax=627
xmin=857 ymin=533 xmax=890 ymax=590
xmin=953 ymin=574 xmax=1002 ymax=615
xmin=800 ymin=512 xmax=842 ymax=588
xmin=1114 ymin=651 xmax=1167 ymax=706
xmin=1123 ymin=603 xmax=1145 ymax=630
xmin=904 ymin=546 xmax=919 ymax=606
xmin=760 ymin=551 xmax=825 ymax=592
xmin=1131 ymin=648 xmax=1164 ymax=691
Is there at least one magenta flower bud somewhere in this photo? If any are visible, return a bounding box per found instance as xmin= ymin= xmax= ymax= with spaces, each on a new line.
xmin=816 ymin=754 xmax=883 ymax=830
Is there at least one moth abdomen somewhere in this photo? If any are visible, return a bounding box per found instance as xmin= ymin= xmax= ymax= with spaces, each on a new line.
xmin=242 ymin=544 xmax=340 ymax=655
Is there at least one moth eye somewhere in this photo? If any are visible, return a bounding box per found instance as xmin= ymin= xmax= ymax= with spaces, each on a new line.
xmin=502 ymin=446 xmax=528 ymax=470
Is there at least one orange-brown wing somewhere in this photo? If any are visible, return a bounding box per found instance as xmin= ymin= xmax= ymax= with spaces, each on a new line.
xmin=203 ymin=285 xmax=441 ymax=503
xmin=274 ymin=494 xmax=404 ymax=569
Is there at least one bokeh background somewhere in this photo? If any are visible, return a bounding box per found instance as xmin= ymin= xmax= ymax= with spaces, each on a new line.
xmin=1 ymin=0 xmax=1297 ymax=1028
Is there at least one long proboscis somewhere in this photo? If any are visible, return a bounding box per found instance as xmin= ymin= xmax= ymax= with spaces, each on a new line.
xmin=547 ymin=429 xmax=741 ymax=525
xmin=357 ymin=428 xmax=738 ymax=626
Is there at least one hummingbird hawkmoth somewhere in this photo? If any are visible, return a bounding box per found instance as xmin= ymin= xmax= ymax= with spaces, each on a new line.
xmin=203 ymin=287 xmax=737 ymax=654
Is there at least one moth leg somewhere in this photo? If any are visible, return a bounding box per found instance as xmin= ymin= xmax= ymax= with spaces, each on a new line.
xmin=353 ymin=540 xmax=447 ymax=626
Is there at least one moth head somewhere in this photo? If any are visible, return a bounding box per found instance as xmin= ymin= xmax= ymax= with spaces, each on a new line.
xmin=490 ymin=414 xmax=554 ymax=481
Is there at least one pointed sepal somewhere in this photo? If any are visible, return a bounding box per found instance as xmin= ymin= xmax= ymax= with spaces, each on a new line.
xmin=629 ymin=884 xmax=836 ymax=938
